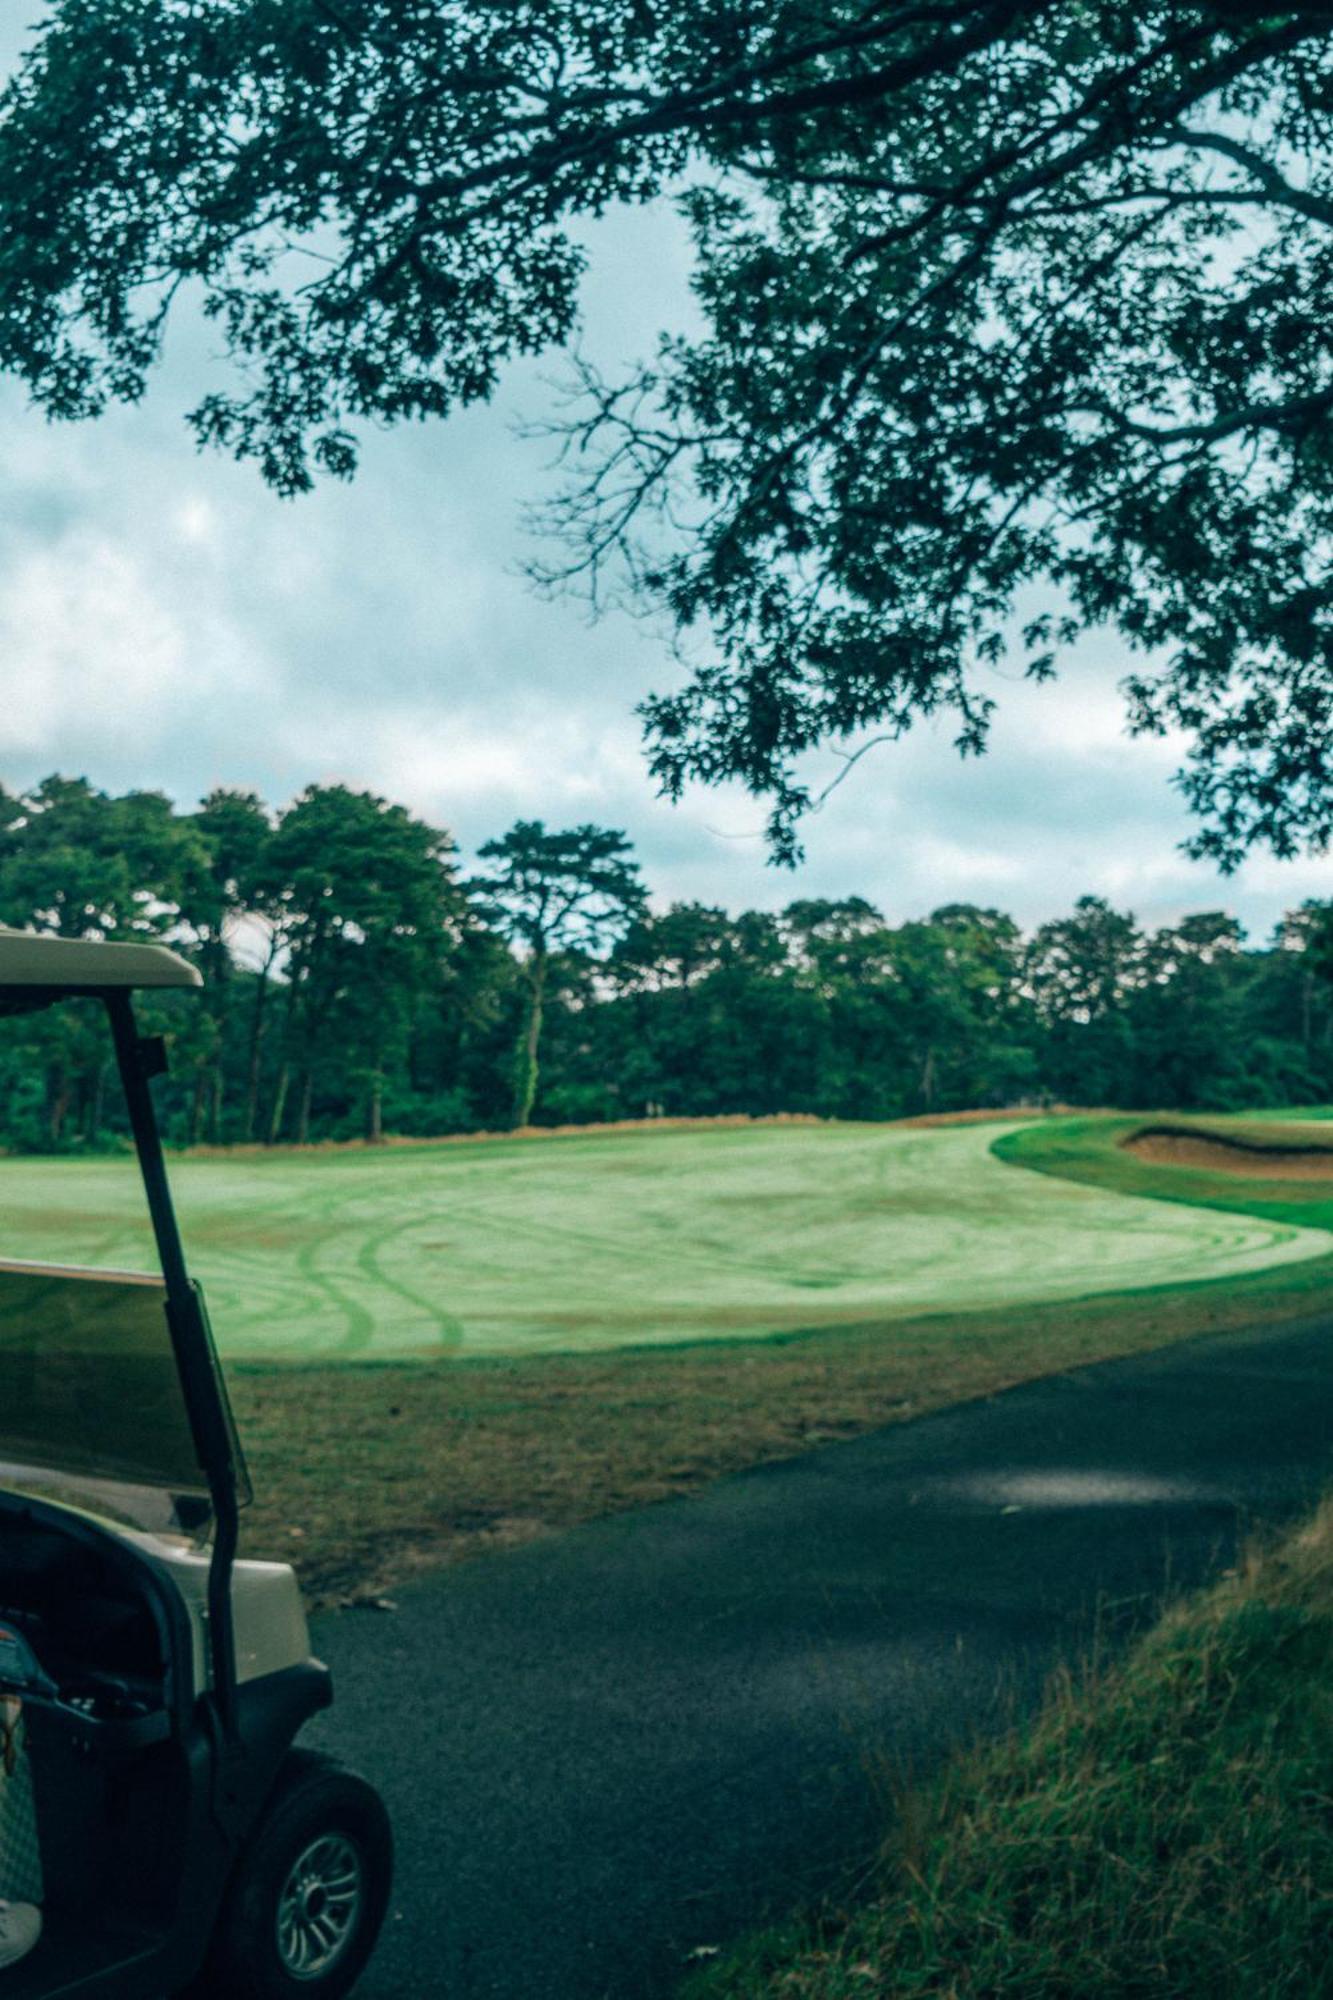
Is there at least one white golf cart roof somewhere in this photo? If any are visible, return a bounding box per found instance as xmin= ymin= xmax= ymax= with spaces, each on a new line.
xmin=0 ymin=927 xmax=201 ymax=989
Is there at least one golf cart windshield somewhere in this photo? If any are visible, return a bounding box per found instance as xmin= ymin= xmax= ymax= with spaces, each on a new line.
xmin=0 ymin=930 xmax=249 ymax=1542
xmin=0 ymin=1259 xmax=242 ymax=1541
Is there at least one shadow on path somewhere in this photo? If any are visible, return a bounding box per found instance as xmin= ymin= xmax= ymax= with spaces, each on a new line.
xmin=311 ymin=1310 xmax=1333 ymax=1999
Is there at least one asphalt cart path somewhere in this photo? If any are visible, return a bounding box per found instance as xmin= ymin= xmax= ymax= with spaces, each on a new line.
xmin=311 ymin=1310 xmax=1333 ymax=1999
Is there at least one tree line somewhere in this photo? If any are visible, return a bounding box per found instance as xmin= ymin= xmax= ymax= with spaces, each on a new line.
xmin=1 ymin=774 xmax=1331 ymax=1153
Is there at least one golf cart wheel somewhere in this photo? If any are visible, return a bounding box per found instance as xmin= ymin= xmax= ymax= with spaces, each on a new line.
xmin=189 ymin=1748 xmax=392 ymax=1999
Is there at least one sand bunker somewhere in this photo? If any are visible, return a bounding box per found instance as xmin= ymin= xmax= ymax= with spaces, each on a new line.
xmin=1124 ymin=1125 xmax=1333 ymax=1179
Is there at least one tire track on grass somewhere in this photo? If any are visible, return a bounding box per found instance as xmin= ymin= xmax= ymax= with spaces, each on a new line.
xmin=355 ymin=1215 xmax=467 ymax=1351
xmin=291 ymin=1224 xmax=378 ymax=1356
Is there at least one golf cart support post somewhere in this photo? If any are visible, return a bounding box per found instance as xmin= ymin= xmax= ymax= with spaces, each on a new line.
xmin=104 ymin=989 xmax=241 ymax=1741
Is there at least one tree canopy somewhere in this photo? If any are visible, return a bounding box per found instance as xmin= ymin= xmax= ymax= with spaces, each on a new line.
xmin=265 ymin=784 xmax=463 ymax=1139
xmin=472 ymin=820 xmax=646 ymax=1123
xmin=6 ymin=5 xmax=1333 ymax=859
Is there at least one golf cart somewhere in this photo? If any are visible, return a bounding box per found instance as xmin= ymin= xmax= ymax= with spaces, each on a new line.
xmin=0 ymin=931 xmax=392 ymax=1997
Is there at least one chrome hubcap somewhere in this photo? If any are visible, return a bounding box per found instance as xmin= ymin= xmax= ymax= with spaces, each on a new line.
xmin=276 ymin=1832 xmax=363 ymax=1981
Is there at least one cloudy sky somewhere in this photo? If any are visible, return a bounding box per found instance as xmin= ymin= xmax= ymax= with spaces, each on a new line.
xmin=1 ymin=19 xmax=1330 ymax=942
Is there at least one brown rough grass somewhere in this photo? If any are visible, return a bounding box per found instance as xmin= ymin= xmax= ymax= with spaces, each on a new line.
xmin=186 ymin=1105 xmax=1084 ymax=1161
xmin=233 ymin=1252 xmax=1333 ymax=1607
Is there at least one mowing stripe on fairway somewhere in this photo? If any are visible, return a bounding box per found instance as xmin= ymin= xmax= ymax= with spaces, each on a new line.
xmin=0 ymin=1121 xmax=1326 ymax=1361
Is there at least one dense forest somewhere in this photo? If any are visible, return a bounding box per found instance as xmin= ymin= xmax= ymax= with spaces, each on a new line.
xmin=0 ymin=775 xmax=1331 ymax=1153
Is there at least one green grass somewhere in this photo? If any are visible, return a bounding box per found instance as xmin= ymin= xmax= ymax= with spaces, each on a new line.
xmin=216 ymin=1112 xmax=1333 ymax=1600
xmin=0 ymin=1118 xmax=1325 ymax=1362
xmin=684 ymin=1501 xmax=1333 ymax=2000
xmin=0 ymin=1106 xmax=1325 ymax=1607
xmin=5 ymin=1112 xmax=1333 ymax=1598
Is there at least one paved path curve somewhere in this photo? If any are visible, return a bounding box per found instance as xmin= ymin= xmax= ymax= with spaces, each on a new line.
xmin=311 ymin=1310 xmax=1333 ymax=1999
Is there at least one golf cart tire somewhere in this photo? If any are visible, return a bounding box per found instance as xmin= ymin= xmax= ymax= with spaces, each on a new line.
xmin=181 ymin=1748 xmax=393 ymax=1999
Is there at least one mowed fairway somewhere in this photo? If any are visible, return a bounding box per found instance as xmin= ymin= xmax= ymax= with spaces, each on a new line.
xmin=0 ymin=1120 xmax=1325 ymax=1362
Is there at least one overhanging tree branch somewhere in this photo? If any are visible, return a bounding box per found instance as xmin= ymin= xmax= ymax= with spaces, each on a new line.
xmin=7 ymin=3 xmax=1333 ymax=864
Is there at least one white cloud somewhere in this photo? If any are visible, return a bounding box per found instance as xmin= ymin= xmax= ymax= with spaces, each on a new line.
xmin=283 ymin=702 xmax=646 ymax=820
xmin=0 ymin=194 xmax=1318 ymax=941
xmin=0 ymin=532 xmax=253 ymax=755
xmin=173 ymin=496 xmax=220 ymax=547
xmin=910 ymin=835 xmax=1027 ymax=890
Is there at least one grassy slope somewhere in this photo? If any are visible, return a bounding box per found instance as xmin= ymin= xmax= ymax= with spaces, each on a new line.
xmin=0 ymin=1119 xmax=1323 ymax=1360
xmin=216 ymin=1114 xmax=1333 ymax=1601
xmin=686 ymin=1501 xmax=1333 ymax=2000
xmin=2 ymin=1112 xmax=1311 ymax=1600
